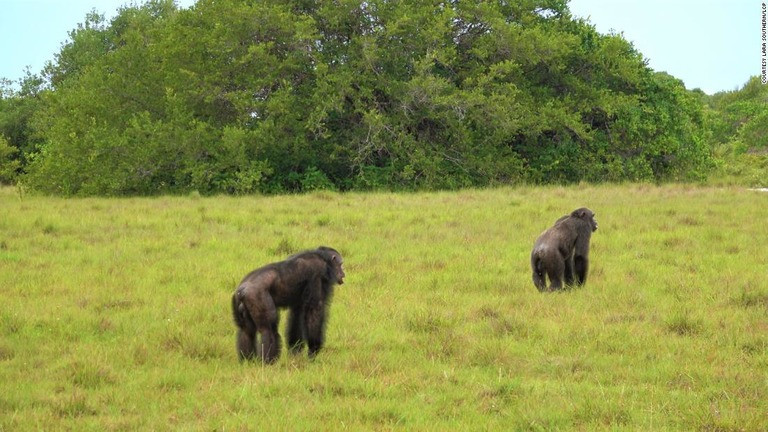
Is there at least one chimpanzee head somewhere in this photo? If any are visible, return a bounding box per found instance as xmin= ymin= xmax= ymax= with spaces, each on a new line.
xmin=572 ymin=208 xmax=598 ymax=232
xmin=318 ymin=246 xmax=345 ymax=284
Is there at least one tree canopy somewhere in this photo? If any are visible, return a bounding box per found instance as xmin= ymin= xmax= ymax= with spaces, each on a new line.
xmin=700 ymin=76 xmax=768 ymax=186
xmin=0 ymin=0 xmax=719 ymax=195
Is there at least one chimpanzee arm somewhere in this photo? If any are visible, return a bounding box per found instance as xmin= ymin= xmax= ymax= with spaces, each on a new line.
xmin=303 ymin=277 xmax=328 ymax=358
xmin=573 ymin=235 xmax=591 ymax=284
xmin=287 ymin=306 xmax=305 ymax=353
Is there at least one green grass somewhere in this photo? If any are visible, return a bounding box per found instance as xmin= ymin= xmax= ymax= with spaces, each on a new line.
xmin=1 ymin=184 xmax=766 ymax=430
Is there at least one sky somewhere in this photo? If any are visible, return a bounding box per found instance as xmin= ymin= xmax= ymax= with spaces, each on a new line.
xmin=0 ymin=0 xmax=194 ymax=87
xmin=568 ymin=0 xmax=756 ymax=94
xmin=0 ymin=0 xmax=760 ymax=95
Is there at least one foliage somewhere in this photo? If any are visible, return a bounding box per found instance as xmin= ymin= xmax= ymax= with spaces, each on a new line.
xmin=1 ymin=184 xmax=767 ymax=430
xmin=704 ymin=76 xmax=768 ymax=186
xmin=0 ymin=72 xmax=46 ymax=181
xmin=0 ymin=135 xmax=20 ymax=184
xmin=2 ymin=0 xmax=715 ymax=194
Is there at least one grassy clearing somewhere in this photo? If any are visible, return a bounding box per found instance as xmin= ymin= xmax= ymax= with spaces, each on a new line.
xmin=0 ymin=184 xmax=766 ymax=430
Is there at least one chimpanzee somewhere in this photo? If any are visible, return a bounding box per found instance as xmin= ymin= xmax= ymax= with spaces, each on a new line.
xmin=231 ymin=246 xmax=345 ymax=363
xmin=531 ymin=208 xmax=598 ymax=292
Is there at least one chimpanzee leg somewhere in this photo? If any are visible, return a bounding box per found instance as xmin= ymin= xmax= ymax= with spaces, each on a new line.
xmin=546 ymin=256 xmax=565 ymax=291
xmin=244 ymin=289 xmax=281 ymax=363
xmin=236 ymin=328 xmax=256 ymax=361
xmin=259 ymin=321 xmax=281 ymax=364
xmin=531 ymin=254 xmax=547 ymax=292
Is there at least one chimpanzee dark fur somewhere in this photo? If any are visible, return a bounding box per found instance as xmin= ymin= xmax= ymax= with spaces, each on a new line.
xmin=531 ymin=208 xmax=598 ymax=292
xmin=232 ymin=246 xmax=345 ymax=363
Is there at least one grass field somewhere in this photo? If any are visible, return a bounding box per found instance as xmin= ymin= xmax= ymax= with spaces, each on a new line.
xmin=1 ymin=184 xmax=766 ymax=430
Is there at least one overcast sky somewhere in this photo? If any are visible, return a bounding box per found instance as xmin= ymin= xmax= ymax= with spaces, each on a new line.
xmin=0 ymin=0 xmax=759 ymax=95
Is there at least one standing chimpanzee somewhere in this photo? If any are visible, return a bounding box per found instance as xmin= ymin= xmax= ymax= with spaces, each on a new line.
xmin=231 ymin=246 xmax=345 ymax=363
xmin=531 ymin=208 xmax=598 ymax=292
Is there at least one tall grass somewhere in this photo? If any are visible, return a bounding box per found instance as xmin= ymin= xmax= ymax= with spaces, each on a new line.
xmin=1 ymin=184 xmax=766 ymax=430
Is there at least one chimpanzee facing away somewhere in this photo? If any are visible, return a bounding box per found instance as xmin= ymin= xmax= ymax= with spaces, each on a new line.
xmin=231 ymin=246 xmax=345 ymax=363
xmin=531 ymin=208 xmax=598 ymax=292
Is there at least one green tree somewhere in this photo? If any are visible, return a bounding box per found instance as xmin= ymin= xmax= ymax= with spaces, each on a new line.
xmin=0 ymin=135 xmax=20 ymax=184
xmin=0 ymin=72 xmax=47 ymax=179
xmin=704 ymin=76 xmax=768 ymax=185
xmin=21 ymin=0 xmax=717 ymax=195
